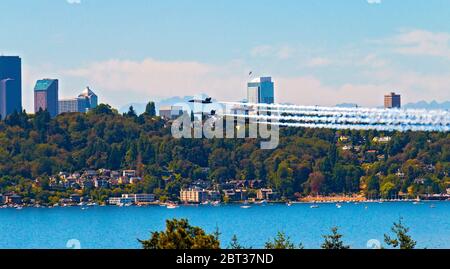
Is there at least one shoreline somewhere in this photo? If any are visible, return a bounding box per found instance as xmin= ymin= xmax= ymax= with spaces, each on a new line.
xmin=1 ymin=199 xmax=448 ymax=209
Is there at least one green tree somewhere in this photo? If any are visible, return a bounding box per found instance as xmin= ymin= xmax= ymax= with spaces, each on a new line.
xmin=228 ymin=235 xmax=244 ymax=249
xmin=384 ymin=218 xmax=416 ymax=249
xmin=321 ymin=227 xmax=350 ymax=249
xmin=126 ymin=106 xmax=137 ymax=119
xmin=139 ymin=219 xmax=220 ymax=249
xmin=144 ymin=101 xmax=156 ymax=117
xmin=265 ymin=232 xmax=302 ymax=249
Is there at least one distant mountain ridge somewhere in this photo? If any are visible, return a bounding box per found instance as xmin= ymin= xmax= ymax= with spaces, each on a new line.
xmin=121 ymin=98 xmax=450 ymax=114
xmin=119 ymin=96 xmax=200 ymax=114
xmin=403 ymin=100 xmax=450 ymax=110
xmin=335 ymin=101 xmax=450 ymax=110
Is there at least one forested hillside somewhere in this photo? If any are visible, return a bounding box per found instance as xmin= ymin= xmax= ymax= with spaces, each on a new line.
xmin=0 ymin=103 xmax=449 ymax=203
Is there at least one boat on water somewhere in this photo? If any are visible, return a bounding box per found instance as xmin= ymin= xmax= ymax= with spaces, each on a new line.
xmin=211 ymin=201 xmax=220 ymax=206
xmin=286 ymin=202 xmax=293 ymax=207
xmin=336 ymin=203 xmax=342 ymax=209
xmin=240 ymin=205 xmax=251 ymax=209
xmin=310 ymin=204 xmax=319 ymax=209
xmin=16 ymin=206 xmax=23 ymax=210
xmin=430 ymin=204 xmax=436 ymax=208
xmin=165 ymin=202 xmax=179 ymax=209
xmin=256 ymin=200 xmax=267 ymax=205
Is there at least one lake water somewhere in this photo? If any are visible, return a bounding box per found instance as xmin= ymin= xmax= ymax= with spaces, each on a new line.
xmin=0 ymin=201 xmax=449 ymax=249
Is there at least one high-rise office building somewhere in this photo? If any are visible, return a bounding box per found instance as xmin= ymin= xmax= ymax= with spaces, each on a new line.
xmin=34 ymin=79 xmax=59 ymax=118
xmin=78 ymin=86 xmax=98 ymax=109
xmin=0 ymin=56 xmax=22 ymax=118
xmin=247 ymin=77 xmax=275 ymax=104
xmin=59 ymin=86 xmax=98 ymax=114
xmin=384 ymin=92 xmax=401 ymax=109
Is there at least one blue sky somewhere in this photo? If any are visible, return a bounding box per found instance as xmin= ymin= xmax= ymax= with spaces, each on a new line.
xmin=1 ymin=0 xmax=450 ymax=111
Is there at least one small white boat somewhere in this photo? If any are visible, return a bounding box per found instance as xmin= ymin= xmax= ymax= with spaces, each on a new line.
xmin=256 ymin=200 xmax=268 ymax=205
xmin=310 ymin=204 xmax=319 ymax=209
xmin=430 ymin=204 xmax=436 ymax=208
xmin=16 ymin=206 xmax=23 ymax=210
xmin=240 ymin=205 xmax=251 ymax=209
xmin=336 ymin=203 xmax=342 ymax=209
xmin=286 ymin=202 xmax=293 ymax=207
xmin=211 ymin=201 xmax=220 ymax=206
xmin=166 ymin=204 xmax=179 ymax=209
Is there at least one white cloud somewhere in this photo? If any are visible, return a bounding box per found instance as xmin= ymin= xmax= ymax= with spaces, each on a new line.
xmin=67 ymin=0 xmax=81 ymax=4
xmin=62 ymin=58 xmax=248 ymax=107
xmin=306 ymin=57 xmax=333 ymax=67
xmin=58 ymin=58 xmax=450 ymax=109
xmin=250 ymin=45 xmax=273 ymax=58
xmin=250 ymin=45 xmax=294 ymax=60
xmin=390 ymin=30 xmax=450 ymax=59
xmin=367 ymin=0 xmax=382 ymax=4
xmin=276 ymin=45 xmax=295 ymax=60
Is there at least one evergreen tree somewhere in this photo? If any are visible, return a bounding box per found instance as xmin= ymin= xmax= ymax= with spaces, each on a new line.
xmin=139 ymin=219 xmax=220 ymax=249
xmin=384 ymin=218 xmax=416 ymax=249
xmin=228 ymin=235 xmax=245 ymax=249
xmin=144 ymin=101 xmax=156 ymax=117
xmin=321 ymin=227 xmax=350 ymax=249
xmin=265 ymin=232 xmax=302 ymax=249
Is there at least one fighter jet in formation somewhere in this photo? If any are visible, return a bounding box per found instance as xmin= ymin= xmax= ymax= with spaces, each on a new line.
xmin=189 ymin=97 xmax=212 ymax=104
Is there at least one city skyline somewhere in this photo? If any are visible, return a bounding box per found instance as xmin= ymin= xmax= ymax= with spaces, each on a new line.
xmin=1 ymin=0 xmax=450 ymax=112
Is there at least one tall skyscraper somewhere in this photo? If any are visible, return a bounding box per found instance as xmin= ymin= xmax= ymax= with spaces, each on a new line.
xmin=78 ymin=86 xmax=98 ymax=109
xmin=384 ymin=92 xmax=401 ymax=109
xmin=59 ymin=86 xmax=98 ymax=114
xmin=247 ymin=77 xmax=275 ymax=104
xmin=0 ymin=56 xmax=22 ymax=118
xmin=34 ymin=79 xmax=59 ymax=118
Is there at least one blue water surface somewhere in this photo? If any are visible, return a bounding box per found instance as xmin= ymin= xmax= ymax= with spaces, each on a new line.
xmin=0 ymin=202 xmax=448 ymax=249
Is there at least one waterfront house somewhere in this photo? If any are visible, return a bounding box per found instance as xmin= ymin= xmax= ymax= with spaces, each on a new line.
xmin=118 ymin=176 xmax=130 ymax=185
xmin=129 ymin=177 xmax=142 ymax=184
xmin=122 ymin=170 xmax=137 ymax=177
xmin=223 ymin=189 xmax=248 ymax=202
xmin=257 ymin=188 xmax=274 ymax=200
xmin=207 ymin=190 xmax=221 ymax=201
xmin=180 ymin=187 xmax=208 ymax=203
xmin=108 ymin=197 xmax=133 ymax=205
xmin=4 ymin=194 xmax=22 ymax=205
xmin=70 ymin=194 xmax=82 ymax=203
xmin=122 ymin=194 xmax=155 ymax=204
xmin=98 ymin=169 xmax=111 ymax=177
xmin=373 ymin=136 xmax=391 ymax=143
xmin=94 ymin=178 xmax=109 ymax=188
xmin=110 ymin=171 xmax=120 ymax=179
xmin=235 ymin=189 xmax=248 ymax=201
xmin=222 ymin=189 xmax=236 ymax=200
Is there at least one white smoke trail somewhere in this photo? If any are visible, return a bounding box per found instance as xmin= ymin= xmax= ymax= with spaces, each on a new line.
xmin=220 ymin=101 xmax=450 ymax=132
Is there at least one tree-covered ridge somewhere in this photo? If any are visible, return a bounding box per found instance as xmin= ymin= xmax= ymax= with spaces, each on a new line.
xmin=0 ymin=104 xmax=449 ymax=204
